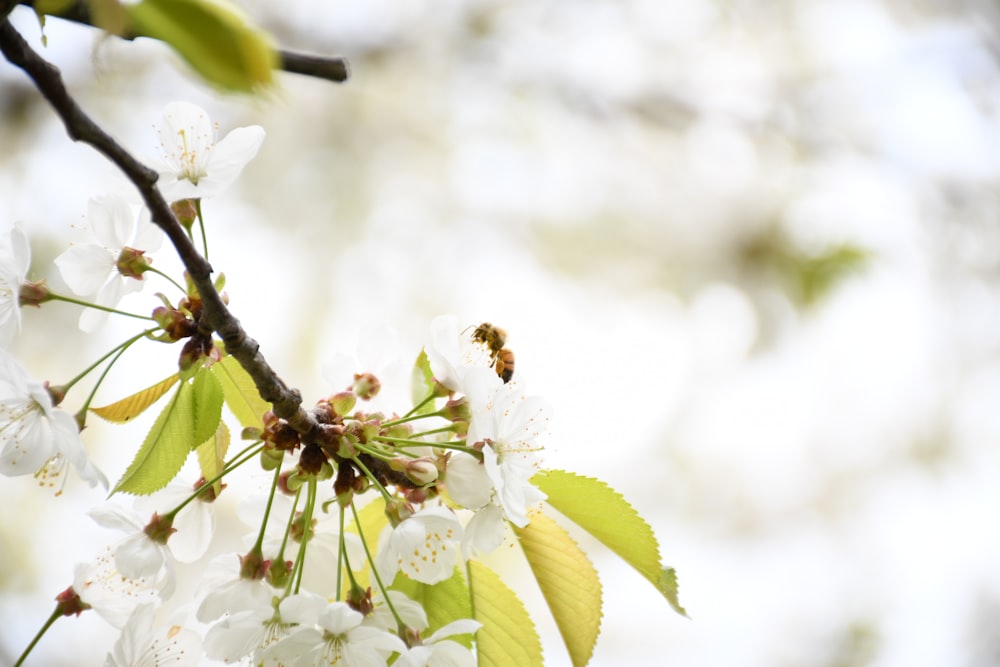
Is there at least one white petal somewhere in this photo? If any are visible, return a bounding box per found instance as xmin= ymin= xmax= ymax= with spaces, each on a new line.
xmin=0 ymin=406 xmax=54 ymax=474
xmin=131 ymin=208 xmax=164 ymax=252
xmin=445 ymin=452 xmax=492 ymax=509
xmin=89 ymin=195 xmax=137 ymax=248
xmin=169 ymin=500 xmax=214 ymax=563
xmin=462 ymin=504 xmax=505 ymax=557
xmin=317 ymin=600 xmax=365 ymax=634
xmin=199 ymin=125 xmax=265 ymax=192
xmin=278 ymin=591 xmax=329 ymax=625
xmin=115 ymin=533 xmax=166 ymax=580
xmin=55 ymin=244 xmax=114 ymax=295
xmin=424 ymin=619 xmax=482 ymax=644
xmin=89 ymin=505 xmax=143 ymax=533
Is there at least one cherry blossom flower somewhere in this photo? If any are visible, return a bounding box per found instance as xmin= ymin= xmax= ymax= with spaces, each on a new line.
xmin=375 ymin=504 xmax=463 ymax=585
xmin=196 ymin=554 xmax=276 ymax=625
xmin=0 ymin=348 xmax=107 ymax=492
xmin=88 ymin=504 xmax=178 ymax=599
xmin=135 ymin=481 xmax=215 ymax=563
xmin=73 ymin=547 xmax=164 ymax=628
xmin=424 ymin=315 xmax=498 ymax=394
xmin=445 ymin=369 xmax=549 ymax=555
xmin=154 ymin=101 xmax=265 ymax=201
xmin=395 ymin=619 xmax=482 ymax=667
xmin=202 ymin=590 xmax=287 ymax=665
xmin=464 ymin=370 xmax=549 ymax=526
xmin=0 ymin=226 xmax=30 ymax=347
xmin=269 ymin=594 xmax=406 ymax=667
xmin=54 ymin=195 xmax=163 ymax=332
xmin=104 ymin=603 xmax=202 ymax=667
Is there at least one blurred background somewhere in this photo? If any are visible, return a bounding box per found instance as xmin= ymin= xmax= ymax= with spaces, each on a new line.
xmin=3 ymin=0 xmax=1000 ymax=665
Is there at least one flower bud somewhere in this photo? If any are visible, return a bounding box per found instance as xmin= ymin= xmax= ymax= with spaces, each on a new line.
xmin=171 ymin=198 xmax=198 ymax=230
xmin=116 ymin=246 xmax=151 ymax=280
xmin=352 ymin=372 xmax=381 ymax=400
xmin=239 ymin=547 xmax=269 ymax=580
xmin=142 ymin=512 xmax=176 ymax=545
xmin=389 ymin=456 xmax=438 ymax=486
xmin=329 ymin=391 xmax=356 ymax=417
xmin=297 ymin=443 xmax=329 ymax=476
xmin=55 ymin=586 xmax=90 ymax=617
xmin=384 ymin=497 xmax=414 ymax=527
xmin=19 ymin=279 xmax=51 ymax=307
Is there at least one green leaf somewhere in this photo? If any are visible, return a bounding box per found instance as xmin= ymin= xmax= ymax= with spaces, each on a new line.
xmin=212 ymin=355 xmax=270 ymax=430
xmin=125 ymin=0 xmax=276 ymax=92
xmin=112 ymin=381 xmax=195 ymax=495
xmin=90 ymin=374 xmax=179 ymax=424
xmin=468 ymin=560 xmax=543 ymax=667
xmin=515 ymin=512 xmax=602 ymax=667
xmin=658 ymin=566 xmax=687 ymax=618
xmin=191 ymin=365 xmax=224 ymax=448
xmin=410 ymin=349 xmax=437 ymax=415
xmin=196 ymin=421 xmax=230 ymax=496
xmin=391 ymin=567 xmax=474 ymax=642
xmin=533 ymin=469 xmax=687 ymax=617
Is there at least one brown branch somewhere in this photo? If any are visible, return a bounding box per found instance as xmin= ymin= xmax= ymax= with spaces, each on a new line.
xmin=16 ymin=0 xmax=350 ymax=83
xmin=0 ymin=17 xmax=322 ymax=439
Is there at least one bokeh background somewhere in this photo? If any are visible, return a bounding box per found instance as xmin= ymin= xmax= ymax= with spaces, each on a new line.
xmin=3 ymin=0 xmax=1000 ymax=665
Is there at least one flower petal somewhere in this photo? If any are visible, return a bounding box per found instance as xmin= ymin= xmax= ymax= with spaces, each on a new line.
xmin=55 ymin=244 xmax=114 ymax=296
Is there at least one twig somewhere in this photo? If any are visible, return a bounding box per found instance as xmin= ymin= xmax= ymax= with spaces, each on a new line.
xmin=0 ymin=17 xmax=322 ymax=439
xmin=15 ymin=0 xmax=350 ymax=83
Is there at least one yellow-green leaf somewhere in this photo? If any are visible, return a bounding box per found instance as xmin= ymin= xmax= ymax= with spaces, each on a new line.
xmin=533 ymin=469 xmax=687 ymax=616
xmin=516 ymin=512 xmax=602 ymax=667
xmin=196 ymin=421 xmax=230 ymax=496
xmin=410 ymin=349 xmax=437 ymax=416
xmin=212 ymin=355 xmax=270 ymax=430
xmin=391 ymin=568 xmax=473 ymax=641
xmin=468 ymin=560 xmax=543 ymax=667
xmin=192 ymin=365 xmax=224 ymax=447
xmin=112 ymin=381 xmax=195 ymax=495
xmin=91 ymin=374 xmax=179 ymax=424
xmin=126 ymin=0 xmax=276 ymax=92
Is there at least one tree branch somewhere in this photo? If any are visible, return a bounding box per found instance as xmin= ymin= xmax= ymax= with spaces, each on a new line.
xmin=16 ymin=0 xmax=350 ymax=83
xmin=0 ymin=17 xmax=322 ymax=439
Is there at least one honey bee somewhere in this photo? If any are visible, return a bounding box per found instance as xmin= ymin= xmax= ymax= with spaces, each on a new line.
xmin=470 ymin=322 xmax=516 ymax=383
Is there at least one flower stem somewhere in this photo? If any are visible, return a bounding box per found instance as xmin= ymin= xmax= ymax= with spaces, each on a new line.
xmin=373 ymin=435 xmax=466 ymax=450
xmin=350 ymin=501 xmax=405 ymax=629
xmin=62 ymin=327 xmax=159 ymax=396
xmin=164 ymin=442 xmax=265 ymax=520
xmin=349 ymin=455 xmax=393 ymax=504
xmin=14 ymin=605 xmax=62 ymax=667
xmin=43 ymin=291 xmax=153 ymax=322
xmin=254 ymin=462 xmax=284 ymax=553
xmin=143 ymin=265 xmax=187 ymax=294
xmin=401 ymin=391 xmax=437 ymax=419
xmin=195 ymin=199 xmax=209 ymax=262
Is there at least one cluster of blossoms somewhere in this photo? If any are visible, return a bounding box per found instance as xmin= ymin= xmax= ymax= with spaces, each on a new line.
xmin=1 ymin=103 xmax=552 ymax=665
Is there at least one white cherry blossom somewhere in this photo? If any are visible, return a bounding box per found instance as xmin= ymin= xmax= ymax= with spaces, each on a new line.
xmin=396 ymin=619 xmax=482 ymax=667
xmin=89 ymin=503 xmax=178 ymax=599
xmin=0 ymin=226 xmax=30 ymax=347
xmin=0 ymin=348 xmax=107 ymax=492
xmin=270 ymin=594 xmax=406 ymax=667
xmin=104 ymin=603 xmax=202 ymax=667
xmin=73 ymin=547 xmax=164 ymax=628
xmin=154 ymin=101 xmax=265 ymax=201
xmin=375 ymin=504 xmax=463 ymax=585
xmin=54 ymin=195 xmax=163 ymax=332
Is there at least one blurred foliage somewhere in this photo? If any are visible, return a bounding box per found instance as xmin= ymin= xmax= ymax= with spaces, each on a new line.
xmin=741 ymin=232 xmax=869 ymax=308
